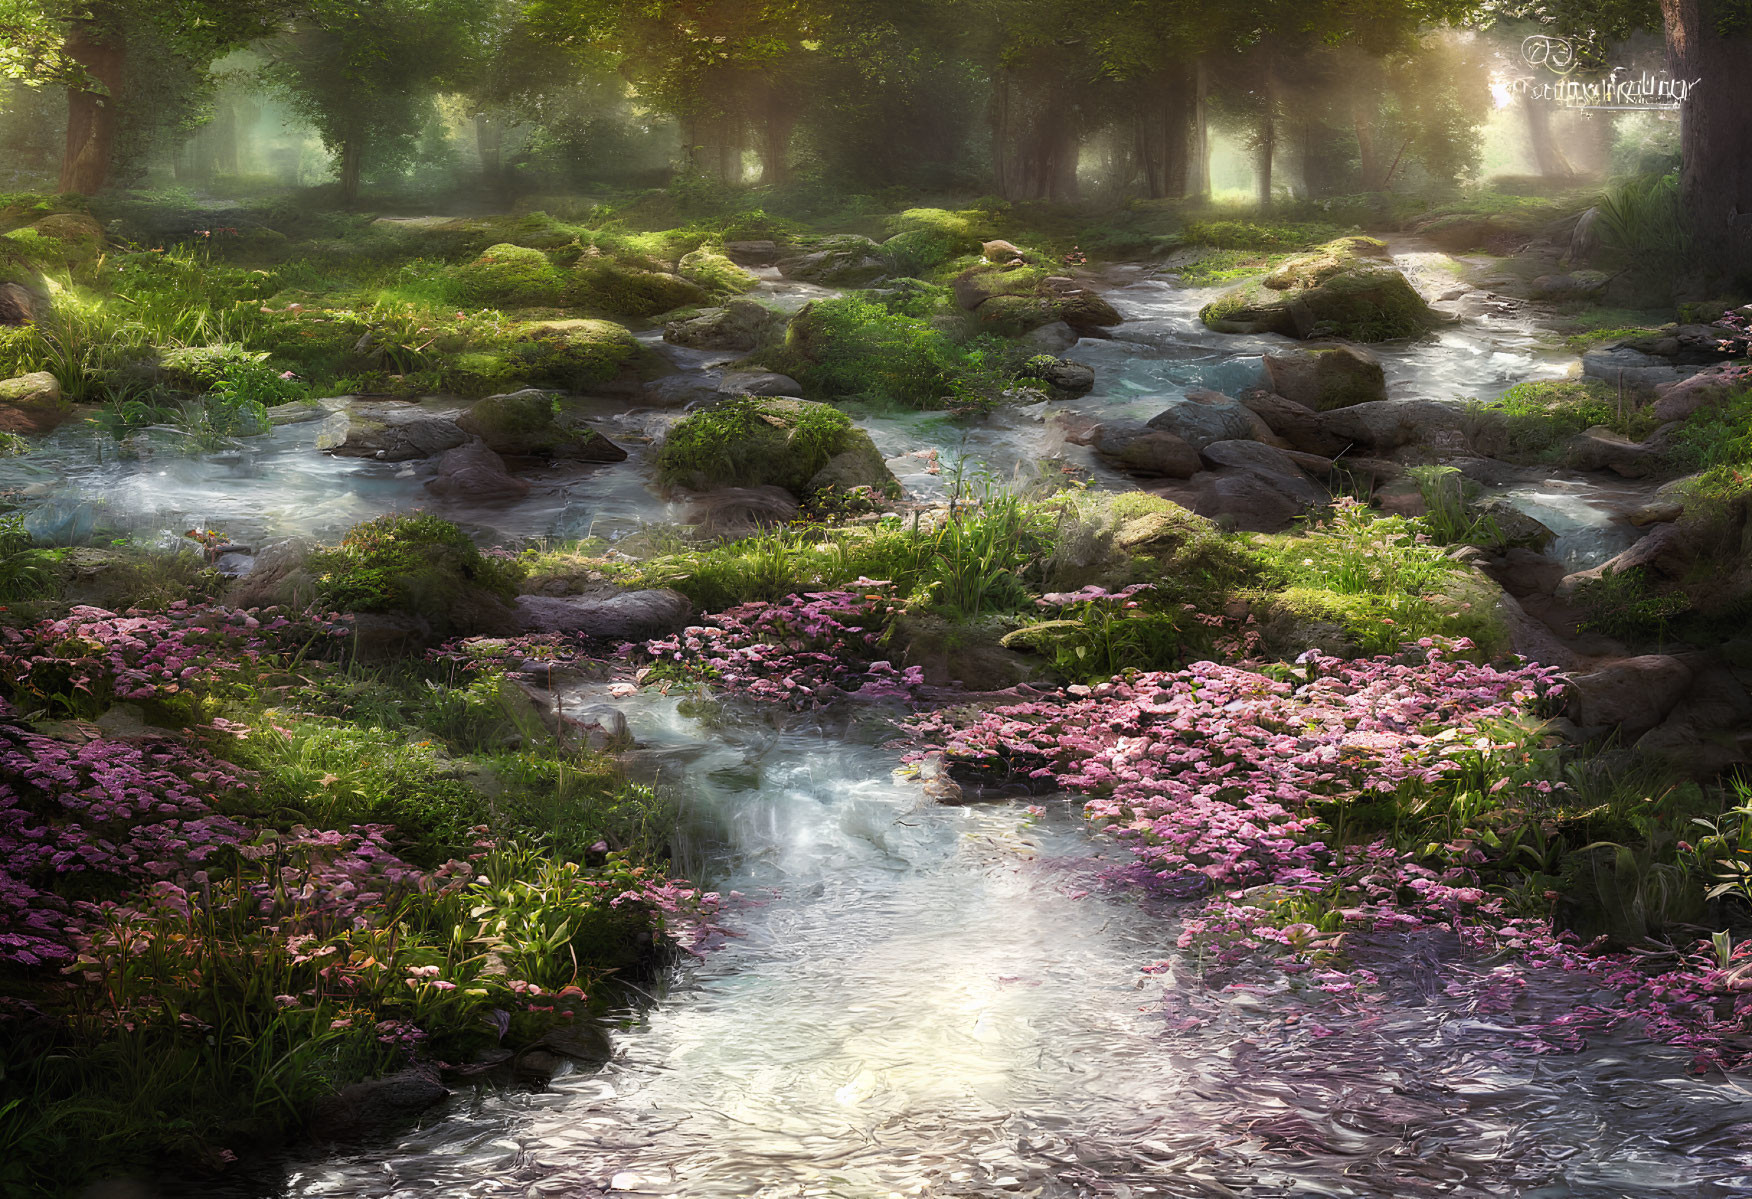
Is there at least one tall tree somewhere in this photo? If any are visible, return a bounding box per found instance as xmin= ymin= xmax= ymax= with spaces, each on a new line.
xmin=265 ymin=0 xmax=493 ymax=205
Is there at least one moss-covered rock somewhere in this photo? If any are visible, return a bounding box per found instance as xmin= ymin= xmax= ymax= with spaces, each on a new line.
xmin=880 ymin=209 xmax=987 ymax=276
xmin=0 ymin=370 xmax=69 ymax=434
xmin=777 ymin=235 xmax=888 ymax=286
xmin=453 ymin=243 xmax=567 ymax=308
xmin=662 ymin=299 xmax=784 ymax=351
xmin=29 ymin=212 xmax=106 ymax=261
xmin=656 ymin=396 xmax=897 ymax=499
xmin=513 ymin=319 xmax=646 ymax=390
xmin=456 ymin=389 xmax=628 ymax=463
xmin=1262 ymin=345 xmax=1388 ymax=411
xmin=677 ymin=246 xmax=758 ymax=298
xmin=1041 ymin=491 xmax=1255 ymax=602
xmin=568 ymin=256 xmax=708 ymax=318
xmin=307 ymin=512 xmax=522 ymax=638
xmin=1200 ymin=237 xmax=1436 ymax=342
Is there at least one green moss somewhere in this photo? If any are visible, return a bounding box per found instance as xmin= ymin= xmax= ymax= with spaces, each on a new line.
xmin=452 ymin=243 xmax=567 ymax=308
xmin=308 ymin=513 xmax=523 ymax=633
xmin=1565 ymin=325 xmax=1669 ymax=352
xmin=568 ymin=256 xmax=708 ymax=318
xmin=1042 ymin=491 xmax=1258 ymax=607
xmin=155 ymin=343 xmax=263 ymax=391
xmin=508 ymin=318 xmax=645 ymax=391
xmin=677 ymin=245 xmax=757 ymax=298
xmin=1180 ymin=219 xmax=1350 ymax=251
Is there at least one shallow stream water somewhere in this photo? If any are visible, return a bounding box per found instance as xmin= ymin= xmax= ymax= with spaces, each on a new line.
xmin=231 ymin=694 xmax=1752 ymax=1198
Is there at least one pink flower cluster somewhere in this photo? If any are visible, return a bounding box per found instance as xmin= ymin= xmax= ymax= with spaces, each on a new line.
xmin=644 ymin=586 xmax=926 ymax=707
xmin=0 ymin=603 xmax=350 ymax=712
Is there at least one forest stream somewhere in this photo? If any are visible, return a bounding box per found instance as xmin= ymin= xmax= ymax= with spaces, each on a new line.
xmin=141 ymin=253 xmax=1752 ymax=1198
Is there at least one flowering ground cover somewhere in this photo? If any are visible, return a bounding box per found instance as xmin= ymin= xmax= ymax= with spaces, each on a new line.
xmin=0 ymin=599 xmax=713 ymax=1194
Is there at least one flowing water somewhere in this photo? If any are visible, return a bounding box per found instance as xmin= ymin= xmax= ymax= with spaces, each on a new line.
xmin=31 ymin=255 xmax=1726 ymax=1195
xmin=230 ymin=693 xmax=1752 ymax=1198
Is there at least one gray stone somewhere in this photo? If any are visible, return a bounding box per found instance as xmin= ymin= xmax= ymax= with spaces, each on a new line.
xmin=723 ymin=239 xmax=780 ymax=265
xmin=1581 ymin=346 xmax=1689 ymax=390
xmin=718 ymin=368 xmax=802 ymax=396
xmin=1027 ymin=357 xmax=1095 ymax=395
xmin=1145 ymin=389 xmax=1259 ymax=449
xmin=1020 ymin=321 xmax=1081 ymax=355
xmin=1563 ymin=425 xmax=1663 ymax=477
xmin=1566 ymin=654 xmax=1694 ymax=738
xmin=683 ymin=485 xmax=800 ymax=539
xmin=1093 ymin=421 xmax=1202 ymax=478
xmin=1239 ymin=390 xmax=1348 ymax=456
xmin=1261 ymin=345 xmax=1388 ymax=411
xmin=424 ymin=440 xmax=530 ymax=502
xmin=662 ymin=299 xmax=784 ymax=351
xmin=1320 ymin=400 xmax=1467 ymax=452
xmin=457 ymin=390 xmax=627 ymax=463
xmin=309 ymin=1066 xmax=447 ymax=1142
xmin=328 ymin=402 xmax=467 ymax=461
xmin=513 ymin=589 xmax=693 ymax=639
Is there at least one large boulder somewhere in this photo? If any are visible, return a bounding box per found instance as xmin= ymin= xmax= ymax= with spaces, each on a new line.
xmin=1092 ymin=421 xmax=1203 ymax=478
xmin=723 ymin=240 xmax=780 ymax=265
xmin=309 ymin=1066 xmax=448 ymax=1143
xmin=1239 ymin=389 xmax=1349 ymax=456
xmin=1566 ymin=654 xmax=1694 ymax=738
xmin=676 ymin=245 xmax=759 ymax=297
xmin=1018 ymin=355 xmax=1095 ymax=395
xmin=0 ymin=370 xmax=68 ymax=434
xmin=1261 ymin=345 xmax=1388 ymax=411
xmin=513 ymin=588 xmax=693 ymax=639
xmin=1652 ymin=361 xmax=1752 ymax=422
xmin=1581 ymin=346 xmax=1689 ymax=391
xmin=1320 ymin=399 xmax=1467 ymax=453
xmin=1198 ymin=439 xmax=1326 ymax=506
xmin=569 ymin=255 xmax=708 ymax=318
xmin=327 ymin=402 xmax=467 ymax=461
xmin=663 ymin=299 xmax=784 ymax=351
xmin=424 ymin=440 xmax=530 ymax=502
xmin=1200 ymin=237 xmax=1436 ymax=342
xmin=656 ymin=396 xmax=896 ymax=499
xmin=456 ymin=390 xmax=627 ymax=463
xmin=1144 ymin=389 xmax=1260 ymax=449
xmin=682 ymin=485 xmax=801 ymax=539
xmin=1562 ymin=425 xmax=1664 ymax=477
xmin=501 ymin=319 xmax=647 ymax=392
xmin=777 ymin=235 xmax=888 ymax=286
xmin=952 ymin=266 xmax=1122 ymax=336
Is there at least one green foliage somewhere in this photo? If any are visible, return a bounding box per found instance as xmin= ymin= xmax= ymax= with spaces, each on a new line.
xmin=1470 ymin=378 xmax=1659 ymax=460
xmin=1408 ymin=465 xmax=1507 ymax=549
xmin=626 ymin=492 xmax=1056 ymax=621
xmin=1180 ymin=219 xmax=1349 ymax=251
xmin=776 ymin=295 xmax=1018 ymax=410
xmin=1575 ymin=566 xmax=1691 ymax=642
xmin=1596 ymin=172 xmax=1691 ymax=289
xmin=308 ymin=514 xmax=522 ymax=632
xmin=1254 ymin=499 xmax=1503 ymax=655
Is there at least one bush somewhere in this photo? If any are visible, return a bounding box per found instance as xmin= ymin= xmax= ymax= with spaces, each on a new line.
xmin=308 ymin=514 xmax=522 ymax=632
xmin=775 ymin=295 xmax=1017 ymax=410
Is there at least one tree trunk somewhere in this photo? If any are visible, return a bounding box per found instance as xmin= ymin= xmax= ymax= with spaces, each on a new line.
xmin=58 ymin=22 xmax=125 ymax=195
xmin=1189 ymin=58 xmax=1210 ymax=199
xmin=339 ymin=138 xmax=362 ymax=206
xmin=1354 ymin=102 xmax=1380 ymax=191
xmin=1662 ymin=0 xmax=1752 ymax=286
xmin=1523 ymin=99 xmax=1573 ymax=177
xmin=475 ymin=113 xmax=502 ymax=183
xmin=756 ymin=90 xmax=796 ymax=187
xmin=1256 ymin=66 xmax=1276 ymax=209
